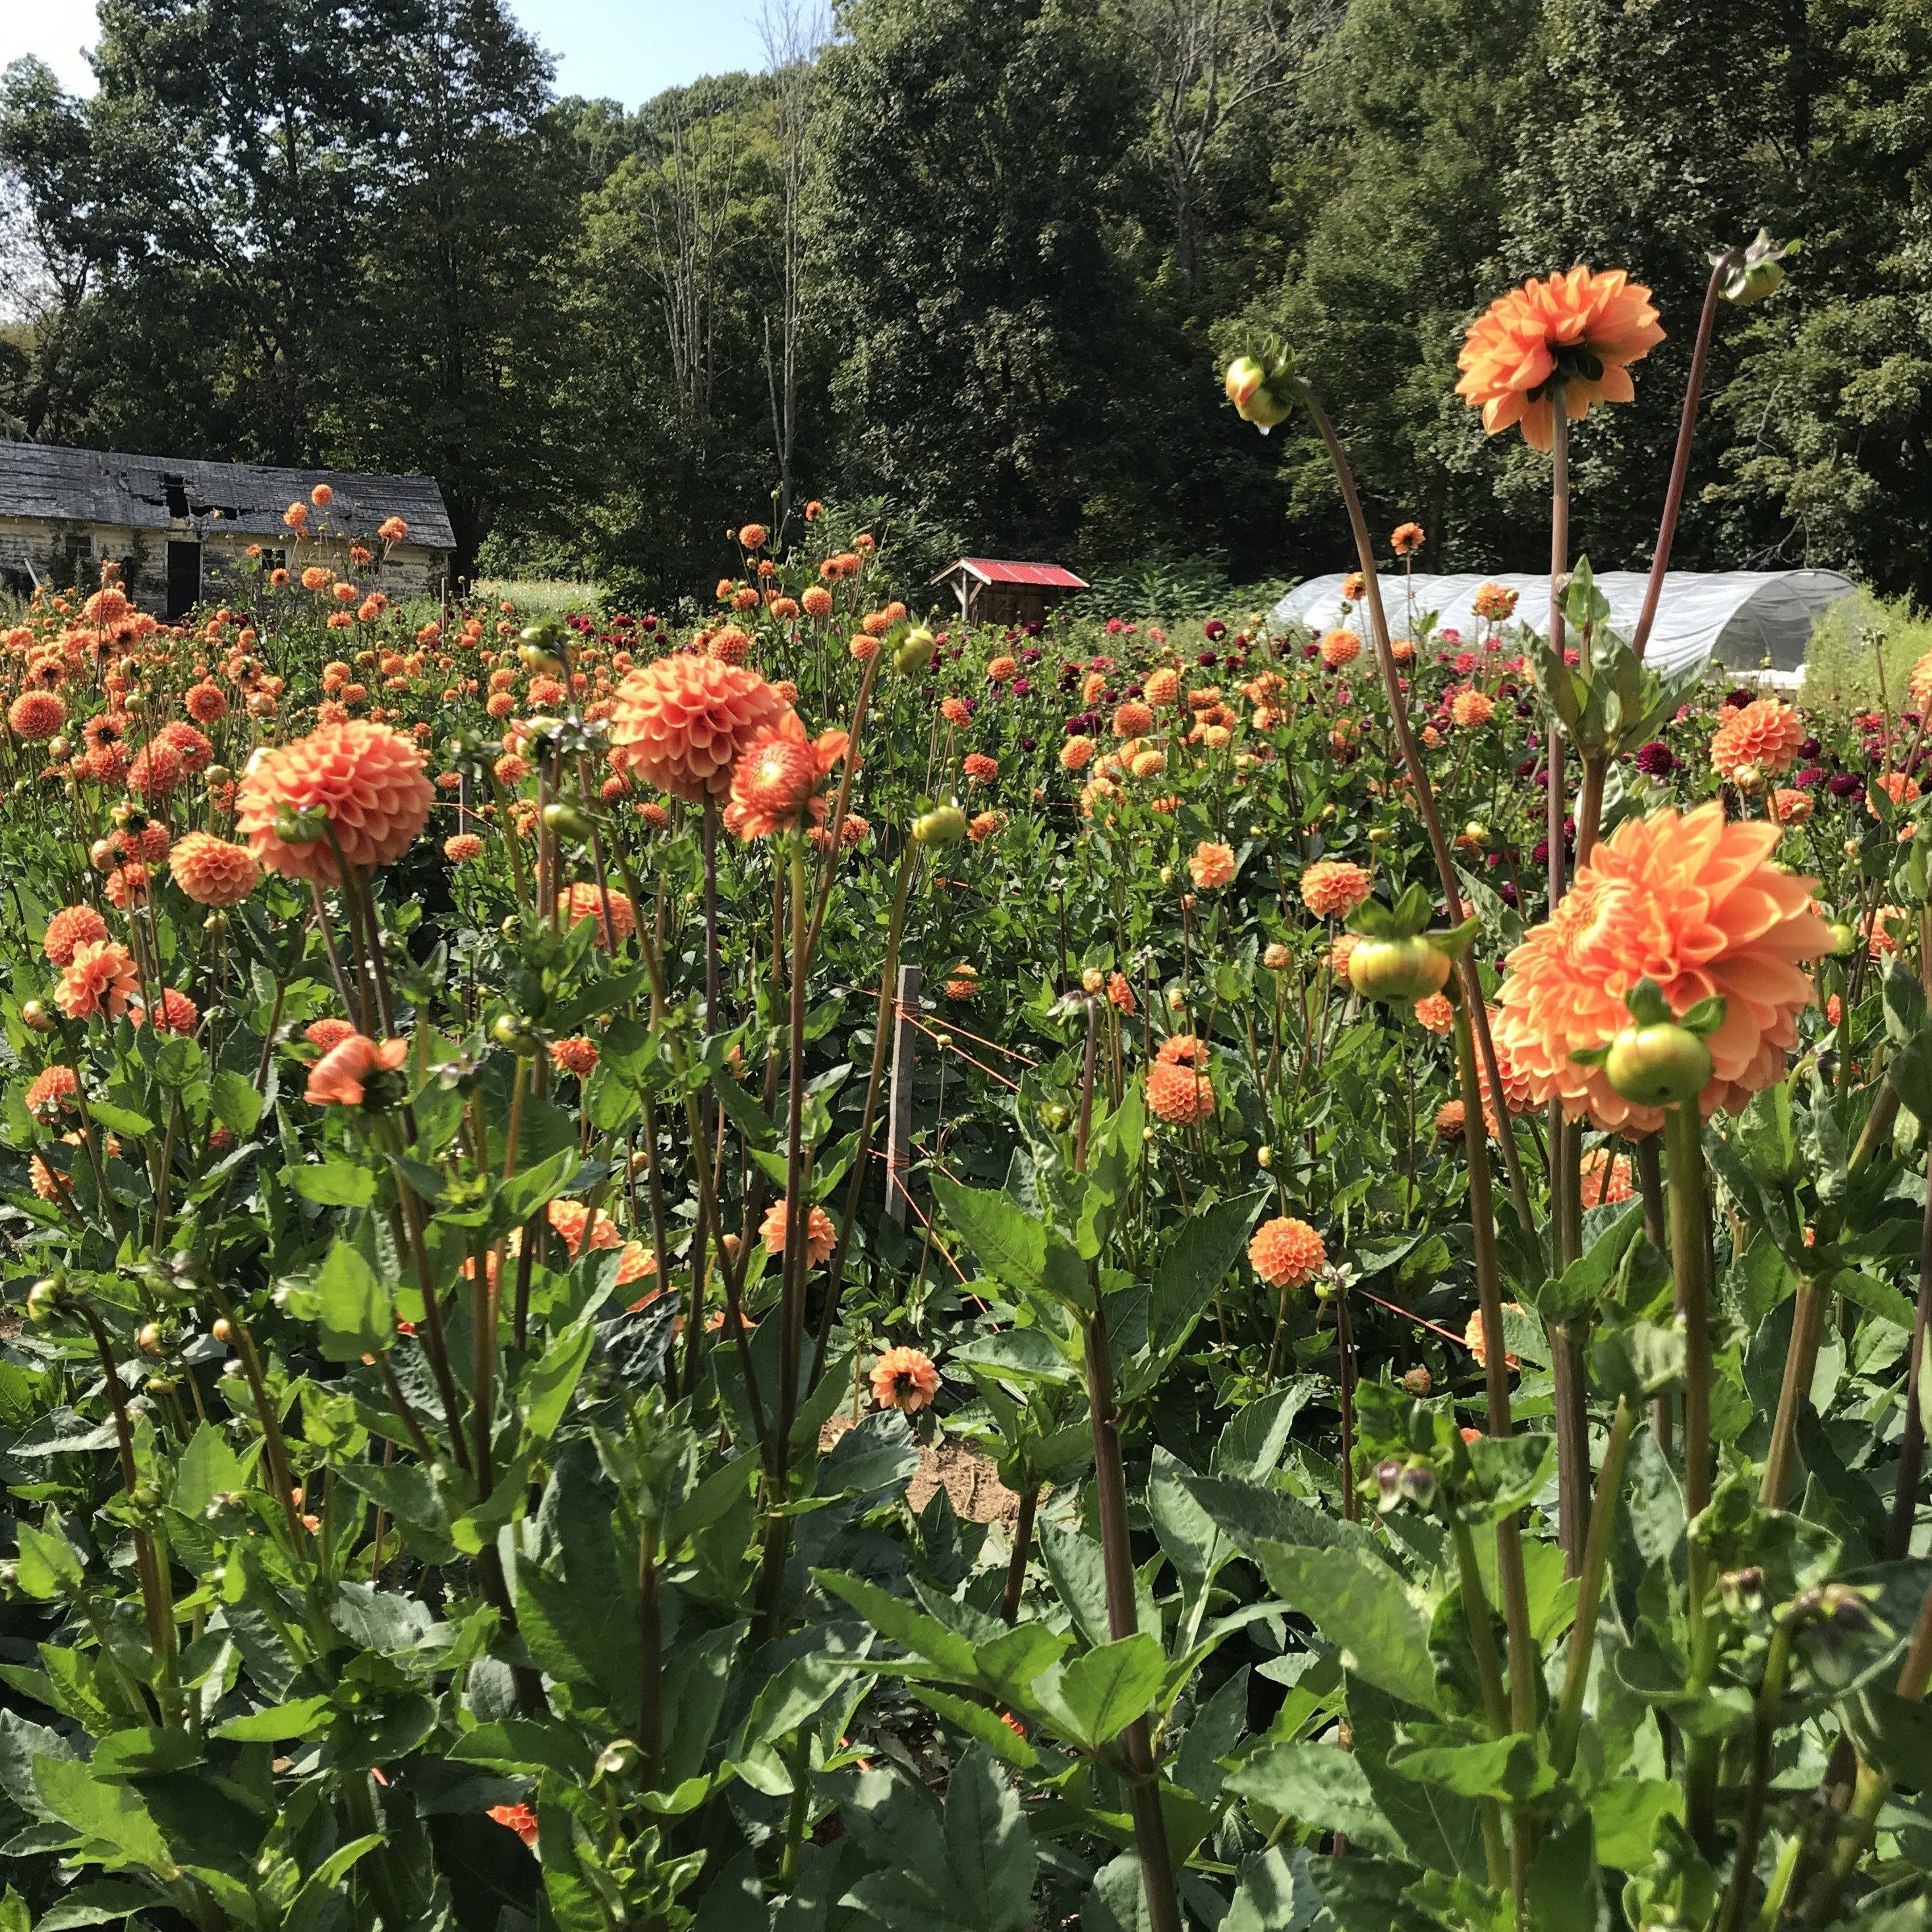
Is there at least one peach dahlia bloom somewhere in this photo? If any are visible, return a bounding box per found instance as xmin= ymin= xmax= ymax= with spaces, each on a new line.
xmin=1300 ymin=859 xmax=1373 ymax=920
xmin=724 ymin=714 xmax=847 ymax=839
xmin=169 ymin=832 xmax=261 ymax=907
xmin=1456 ymin=266 xmax=1664 ymax=450
xmin=1709 ymin=698 xmax=1804 ymax=781
xmin=1249 ymin=1215 xmax=1325 ymax=1289
xmin=609 ymin=656 xmax=791 ymax=803
xmin=55 ymin=940 xmax=140 ymax=1022
xmin=871 ymin=1346 xmax=940 ymax=1413
xmin=1189 ymin=841 xmax=1236 ymax=890
xmin=306 ymin=1033 xmax=409 ymax=1108
xmin=761 ymin=1198 xmax=836 ymax=1265
xmin=43 ymin=904 xmax=109 ymax=967
xmin=237 ymin=720 xmax=433 ymax=884
xmin=1491 ymin=801 xmax=1831 ymax=1133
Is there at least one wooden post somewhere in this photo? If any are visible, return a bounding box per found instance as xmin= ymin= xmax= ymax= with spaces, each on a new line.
xmin=886 ymin=964 xmax=919 ymax=1227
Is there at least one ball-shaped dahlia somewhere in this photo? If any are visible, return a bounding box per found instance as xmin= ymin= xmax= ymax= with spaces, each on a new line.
xmin=1464 ymin=1303 xmax=1526 ymax=1371
xmin=1490 ymin=801 xmax=1832 ymax=1133
xmin=1319 ymin=629 xmax=1361 ymax=669
xmin=25 ymin=1064 xmax=80 ymax=1120
xmin=1301 ymin=859 xmax=1373 ymax=920
xmin=1147 ymin=1057 xmax=1215 ymax=1125
xmin=608 ymin=656 xmax=791 ymax=803
xmin=55 ymin=940 xmax=140 ymax=1021
xmin=43 ymin=904 xmax=109 ymax=968
xmin=236 ymin=720 xmax=434 ymax=884
xmin=1450 ymin=689 xmax=1495 ymax=729
xmin=444 ymin=832 xmax=484 ymax=863
xmin=1709 ymin=698 xmax=1804 ymax=781
xmin=1112 ymin=702 xmax=1154 ymax=738
xmin=1189 ymin=841 xmax=1236 ymax=890
xmin=761 ymin=1198 xmax=836 ymax=1266
xmin=557 ymin=884 xmax=636 ymax=950
xmin=170 ymin=832 xmax=261 ymax=907
xmin=1413 ymin=992 xmax=1454 ymax=1035
xmin=305 ymin=1017 xmax=358 ymax=1054
xmin=1060 ymin=735 xmax=1096 ymax=772
xmin=1579 ymin=1147 xmax=1634 ymax=1207
xmin=1249 ymin=1215 xmax=1325 ymax=1289
xmin=1435 ymin=1100 xmax=1467 ymax=1137
xmin=1145 ymin=666 xmax=1181 ymax=706
xmin=127 ymin=741 xmax=184 ymax=804
xmin=8 ymin=692 xmax=66 ymax=740
xmin=132 ymin=987 xmax=200 ymax=1036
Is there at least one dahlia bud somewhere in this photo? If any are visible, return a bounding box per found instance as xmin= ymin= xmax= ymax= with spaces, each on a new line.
xmin=1224 ymin=343 xmax=1297 ymax=433
xmin=1397 ymin=1461 xmax=1436 ymax=1509
xmin=1719 ymin=229 xmax=1793 ymax=306
xmin=1402 ymin=1365 xmax=1433 ymax=1396
xmin=911 ymin=805 xmax=968 ymax=847
xmin=1720 ymin=1566 xmax=1765 ymax=1616
xmin=596 ymin=1738 xmax=642 ymax=1779
xmin=1257 ymin=1144 xmax=1272 ymax=1169
xmin=273 ymin=801 xmax=330 ymax=847
xmin=25 ymin=1277 xmax=63 ymax=1324
xmin=1828 ymin=921 xmax=1858 ymax=956
xmin=20 ymin=1000 xmax=53 ymax=1034
xmin=1603 ymin=1023 xmax=1712 ymax=1109
xmin=1373 ymin=1458 xmax=1404 ymax=1512
xmin=895 ymin=629 xmax=936 ymax=673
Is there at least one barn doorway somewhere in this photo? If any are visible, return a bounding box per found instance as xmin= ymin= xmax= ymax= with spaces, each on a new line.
xmin=165 ymin=540 xmax=201 ymax=618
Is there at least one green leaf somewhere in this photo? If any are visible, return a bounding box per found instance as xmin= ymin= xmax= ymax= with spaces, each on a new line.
xmin=1529 ymin=1816 xmax=1603 ymax=1932
xmin=450 ymin=1719 xmax=596 ymax=1779
xmin=522 ymin=1317 xmax=594 ymax=1441
xmin=949 ymin=1326 xmax=1079 ymax=1384
xmin=314 ymin=1238 xmax=393 ymax=1361
xmin=32 ymin=1881 xmax=161 ymax=1931
xmin=1035 ymin=1634 xmax=1163 ymax=1750
xmin=1258 ymin=1544 xmax=1437 ymax=1711
xmin=209 ymin=1069 xmax=264 ymax=1137
xmin=814 ymin=1569 xmax=981 ymax=1681
xmin=1140 ymin=1191 xmax=1264 ymax=1369
xmin=942 ymin=1744 xmax=1037 ymax=1931
xmin=1226 ymin=1741 xmax=1407 ymax=1856
xmin=214 ymin=1695 xmax=334 ymax=1743
xmin=1529 ymin=1205 xmax=1645 ymax=1322
xmin=289 ymin=1159 xmax=377 ymax=1208
xmin=930 ymin=1175 xmax=1046 ymax=1298
xmin=1390 ymin=1734 xmax=1553 ymax=1804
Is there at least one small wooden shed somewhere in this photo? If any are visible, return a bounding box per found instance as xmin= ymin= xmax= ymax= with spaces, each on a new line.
xmin=0 ymin=442 xmax=455 ymax=617
xmin=930 ymin=557 xmax=1089 ymax=629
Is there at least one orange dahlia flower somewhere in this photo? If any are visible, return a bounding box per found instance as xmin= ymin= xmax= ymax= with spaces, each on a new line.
xmin=1456 ymin=266 xmax=1664 ymax=449
xmin=8 ymin=692 xmax=65 ymax=740
xmin=1300 ymin=859 xmax=1373 ymax=919
xmin=1491 ymin=801 xmax=1831 ymax=1132
xmin=608 ymin=655 xmax=791 ymax=803
xmin=1319 ymin=629 xmax=1361 ymax=669
xmin=1060 ymin=735 xmax=1096 ymax=772
xmin=1465 ymin=1303 xmax=1525 ymax=1371
xmin=25 ymin=1065 xmax=80 ymax=1120
xmin=305 ymin=1017 xmax=357 ymax=1054
xmin=1147 ymin=1057 xmax=1214 ymax=1125
xmin=724 ymin=714 xmax=847 ymax=840
xmin=305 ymin=1033 xmax=409 ymax=1108
xmin=1189 ymin=841 xmax=1236 ymax=890
xmin=237 ymin=720 xmax=433 ymax=884
xmin=444 ymin=832 xmax=484 ymax=863
xmin=1413 ymin=992 xmax=1454 ymax=1035
xmin=1435 ymin=1100 xmax=1467 ymax=1137
xmin=1450 ymin=689 xmax=1495 ymax=729
xmin=1249 ymin=1215 xmax=1324 ymax=1289
xmin=1709 ymin=698 xmax=1804 ymax=781
xmin=43 ymin=904 xmax=108 ymax=967
xmin=170 ymin=832 xmax=261 ymax=906
xmin=1579 ymin=1146 xmax=1634 ymax=1207
xmin=761 ymin=1197 xmax=836 ymax=1266
xmin=55 ymin=940 xmax=140 ymax=1021
xmin=871 ymin=1345 xmax=940 ymax=1413
xmin=131 ymin=987 xmax=200 ymax=1036
xmin=550 ymin=1036 xmax=598 ymax=1077
xmin=556 ymin=884 xmax=635 ymax=949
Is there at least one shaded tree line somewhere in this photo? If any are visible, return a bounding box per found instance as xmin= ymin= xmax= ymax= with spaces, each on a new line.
xmin=5 ymin=0 xmax=1932 ymax=605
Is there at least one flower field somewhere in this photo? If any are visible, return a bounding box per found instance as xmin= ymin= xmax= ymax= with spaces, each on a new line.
xmin=0 ymin=246 xmax=1929 ymax=1932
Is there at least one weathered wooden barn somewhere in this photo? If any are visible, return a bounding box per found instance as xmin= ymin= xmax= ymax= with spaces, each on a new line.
xmin=0 ymin=443 xmax=455 ymax=617
xmin=930 ymin=557 xmax=1089 ymax=629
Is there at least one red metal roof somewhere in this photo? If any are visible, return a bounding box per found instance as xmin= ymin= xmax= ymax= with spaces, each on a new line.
xmin=932 ymin=557 xmax=1090 ymax=590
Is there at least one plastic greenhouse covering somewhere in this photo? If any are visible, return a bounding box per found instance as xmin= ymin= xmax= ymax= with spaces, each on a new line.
xmin=1270 ymin=570 xmax=1861 ymax=679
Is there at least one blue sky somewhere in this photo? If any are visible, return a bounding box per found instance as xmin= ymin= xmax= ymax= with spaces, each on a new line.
xmin=2 ymin=0 xmax=770 ymax=107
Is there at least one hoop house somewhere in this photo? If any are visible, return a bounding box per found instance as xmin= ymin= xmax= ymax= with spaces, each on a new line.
xmin=1271 ymin=570 xmax=1860 ymax=679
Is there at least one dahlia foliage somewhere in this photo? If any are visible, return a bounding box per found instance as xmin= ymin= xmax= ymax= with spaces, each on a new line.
xmin=0 ymin=237 xmax=1921 ymax=1932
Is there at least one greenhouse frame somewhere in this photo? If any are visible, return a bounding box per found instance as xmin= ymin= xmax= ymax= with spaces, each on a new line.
xmin=1271 ymin=569 xmax=1862 ymax=679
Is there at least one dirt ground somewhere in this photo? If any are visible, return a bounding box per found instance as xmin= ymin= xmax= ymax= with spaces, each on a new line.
xmin=820 ymin=1413 xmax=1025 ymax=1531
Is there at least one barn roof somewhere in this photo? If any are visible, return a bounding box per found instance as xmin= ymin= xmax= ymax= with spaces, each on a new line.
xmin=0 ymin=442 xmax=456 ymax=552
xmin=932 ymin=557 xmax=1090 ymax=590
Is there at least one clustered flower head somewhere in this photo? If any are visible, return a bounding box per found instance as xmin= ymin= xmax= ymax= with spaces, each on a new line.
xmin=169 ymin=832 xmax=261 ymax=907
xmin=609 ymin=654 xmax=792 ymax=802
xmin=871 ymin=1346 xmax=940 ymax=1413
xmin=724 ymin=713 xmax=848 ymax=839
xmin=761 ymin=1197 xmax=836 ymax=1266
xmin=1299 ymin=859 xmax=1373 ymax=920
xmin=1491 ymin=801 xmax=1832 ymax=1133
xmin=1249 ymin=1216 xmax=1325 ymax=1289
xmin=237 ymin=719 xmax=434 ymax=884
xmin=1709 ymin=697 xmax=1805 ymax=781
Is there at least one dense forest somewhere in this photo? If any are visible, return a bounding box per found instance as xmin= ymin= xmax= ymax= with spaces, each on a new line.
xmin=3 ymin=0 xmax=1931 ymax=609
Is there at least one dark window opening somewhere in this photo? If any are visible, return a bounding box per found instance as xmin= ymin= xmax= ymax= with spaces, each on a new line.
xmin=163 ymin=477 xmax=190 ymax=519
xmin=260 ymin=547 xmax=287 ymax=573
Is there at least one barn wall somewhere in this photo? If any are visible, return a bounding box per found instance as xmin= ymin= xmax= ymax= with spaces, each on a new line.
xmin=0 ymin=517 xmax=449 ymax=613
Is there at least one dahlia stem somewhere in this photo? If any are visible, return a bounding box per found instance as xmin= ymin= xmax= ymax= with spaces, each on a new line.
xmin=1296 ymin=382 xmax=1538 ymax=1247
xmin=1664 ymin=1099 xmax=1720 ymax=1854
xmin=1630 ymin=254 xmax=1736 ymax=665
xmin=1550 ymin=1394 xmax=1635 ymax=1776
xmin=1002 ymin=1485 xmax=1038 ymax=1625
xmin=1760 ymin=1274 xmax=1827 ymax=1509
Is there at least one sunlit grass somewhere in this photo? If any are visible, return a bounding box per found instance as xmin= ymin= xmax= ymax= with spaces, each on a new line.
xmin=473 ymin=577 xmax=597 ymax=615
